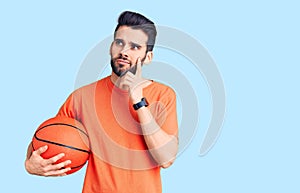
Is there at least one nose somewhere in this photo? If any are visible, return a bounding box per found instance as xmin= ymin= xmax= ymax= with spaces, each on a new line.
xmin=120 ymin=47 xmax=129 ymax=58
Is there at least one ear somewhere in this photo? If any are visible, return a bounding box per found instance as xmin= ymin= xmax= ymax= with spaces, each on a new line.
xmin=143 ymin=51 xmax=153 ymax=64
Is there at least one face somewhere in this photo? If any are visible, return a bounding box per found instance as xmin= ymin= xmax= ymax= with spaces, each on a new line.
xmin=110 ymin=26 xmax=153 ymax=77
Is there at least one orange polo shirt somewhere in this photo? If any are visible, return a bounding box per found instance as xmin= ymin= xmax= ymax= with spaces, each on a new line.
xmin=57 ymin=76 xmax=178 ymax=193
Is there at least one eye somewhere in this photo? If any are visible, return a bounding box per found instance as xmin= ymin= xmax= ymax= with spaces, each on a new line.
xmin=114 ymin=39 xmax=124 ymax=46
xmin=131 ymin=43 xmax=141 ymax=50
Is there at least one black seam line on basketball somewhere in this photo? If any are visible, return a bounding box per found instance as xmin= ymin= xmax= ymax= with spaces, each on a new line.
xmin=31 ymin=142 xmax=36 ymax=151
xmin=37 ymin=123 xmax=89 ymax=138
xmin=34 ymin=134 xmax=90 ymax=154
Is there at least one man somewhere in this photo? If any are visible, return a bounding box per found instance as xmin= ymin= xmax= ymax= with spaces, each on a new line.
xmin=25 ymin=11 xmax=179 ymax=193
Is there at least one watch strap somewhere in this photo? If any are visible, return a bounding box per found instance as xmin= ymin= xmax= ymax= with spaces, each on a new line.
xmin=133 ymin=97 xmax=148 ymax=110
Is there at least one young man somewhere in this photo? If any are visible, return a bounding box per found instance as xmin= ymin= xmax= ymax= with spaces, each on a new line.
xmin=25 ymin=11 xmax=179 ymax=193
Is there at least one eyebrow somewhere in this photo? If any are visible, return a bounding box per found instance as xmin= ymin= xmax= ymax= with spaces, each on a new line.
xmin=114 ymin=38 xmax=145 ymax=47
xmin=114 ymin=38 xmax=124 ymax=43
xmin=130 ymin=42 xmax=142 ymax=48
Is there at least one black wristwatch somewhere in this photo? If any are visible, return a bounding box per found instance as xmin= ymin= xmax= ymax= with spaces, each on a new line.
xmin=133 ymin=97 xmax=149 ymax=110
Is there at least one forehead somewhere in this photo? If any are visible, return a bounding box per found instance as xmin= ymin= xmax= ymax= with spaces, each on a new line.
xmin=115 ymin=26 xmax=148 ymax=44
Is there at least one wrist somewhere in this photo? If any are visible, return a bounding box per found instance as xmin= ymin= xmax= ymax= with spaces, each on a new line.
xmin=24 ymin=159 xmax=33 ymax=174
xmin=133 ymin=97 xmax=149 ymax=110
xmin=131 ymin=96 xmax=143 ymax=104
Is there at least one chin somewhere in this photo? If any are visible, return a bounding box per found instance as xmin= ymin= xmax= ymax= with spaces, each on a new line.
xmin=113 ymin=68 xmax=128 ymax=77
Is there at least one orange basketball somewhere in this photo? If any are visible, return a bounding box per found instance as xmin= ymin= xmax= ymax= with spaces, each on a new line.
xmin=32 ymin=116 xmax=90 ymax=175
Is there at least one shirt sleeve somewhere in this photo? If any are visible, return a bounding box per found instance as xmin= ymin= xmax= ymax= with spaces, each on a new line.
xmin=56 ymin=89 xmax=82 ymax=121
xmin=151 ymin=86 xmax=179 ymax=137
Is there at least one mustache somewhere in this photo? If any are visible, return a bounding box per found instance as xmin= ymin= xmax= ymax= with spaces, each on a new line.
xmin=114 ymin=55 xmax=132 ymax=65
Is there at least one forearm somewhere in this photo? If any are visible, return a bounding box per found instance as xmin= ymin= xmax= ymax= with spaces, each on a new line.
xmin=136 ymin=106 xmax=178 ymax=168
xmin=26 ymin=142 xmax=33 ymax=160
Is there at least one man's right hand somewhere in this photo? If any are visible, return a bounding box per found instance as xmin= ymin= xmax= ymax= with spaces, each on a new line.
xmin=25 ymin=145 xmax=72 ymax=177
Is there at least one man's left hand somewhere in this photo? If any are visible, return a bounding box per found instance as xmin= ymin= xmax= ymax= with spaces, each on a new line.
xmin=119 ymin=57 xmax=148 ymax=103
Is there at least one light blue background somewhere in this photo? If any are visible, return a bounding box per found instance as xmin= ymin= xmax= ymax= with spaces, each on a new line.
xmin=1 ymin=0 xmax=299 ymax=192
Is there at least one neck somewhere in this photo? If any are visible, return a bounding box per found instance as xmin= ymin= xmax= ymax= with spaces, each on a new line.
xmin=110 ymin=72 xmax=118 ymax=85
xmin=110 ymin=72 xmax=129 ymax=90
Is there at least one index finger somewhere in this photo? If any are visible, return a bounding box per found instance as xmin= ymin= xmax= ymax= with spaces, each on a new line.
xmin=45 ymin=153 xmax=66 ymax=165
xmin=135 ymin=57 xmax=142 ymax=77
xmin=34 ymin=145 xmax=48 ymax=156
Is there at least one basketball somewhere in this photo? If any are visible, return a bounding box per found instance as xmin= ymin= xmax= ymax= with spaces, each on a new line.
xmin=32 ymin=116 xmax=90 ymax=175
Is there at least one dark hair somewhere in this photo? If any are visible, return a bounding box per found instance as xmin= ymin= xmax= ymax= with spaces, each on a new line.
xmin=114 ymin=11 xmax=157 ymax=52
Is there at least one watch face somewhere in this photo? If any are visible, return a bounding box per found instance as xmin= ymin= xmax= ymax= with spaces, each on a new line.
xmin=133 ymin=98 xmax=148 ymax=110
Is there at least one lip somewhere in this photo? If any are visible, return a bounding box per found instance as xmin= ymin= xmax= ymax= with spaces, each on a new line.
xmin=116 ymin=59 xmax=130 ymax=66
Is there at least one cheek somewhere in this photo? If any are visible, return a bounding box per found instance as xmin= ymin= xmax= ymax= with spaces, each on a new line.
xmin=133 ymin=49 xmax=146 ymax=58
xmin=110 ymin=45 xmax=120 ymax=57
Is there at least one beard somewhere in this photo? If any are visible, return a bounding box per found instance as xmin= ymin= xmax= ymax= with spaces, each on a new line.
xmin=110 ymin=54 xmax=146 ymax=77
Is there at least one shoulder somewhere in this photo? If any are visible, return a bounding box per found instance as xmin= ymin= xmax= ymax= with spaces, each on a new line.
xmin=72 ymin=76 xmax=110 ymax=94
xmin=145 ymin=80 xmax=177 ymax=101
xmin=150 ymin=81 xmax=176 ymax=95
